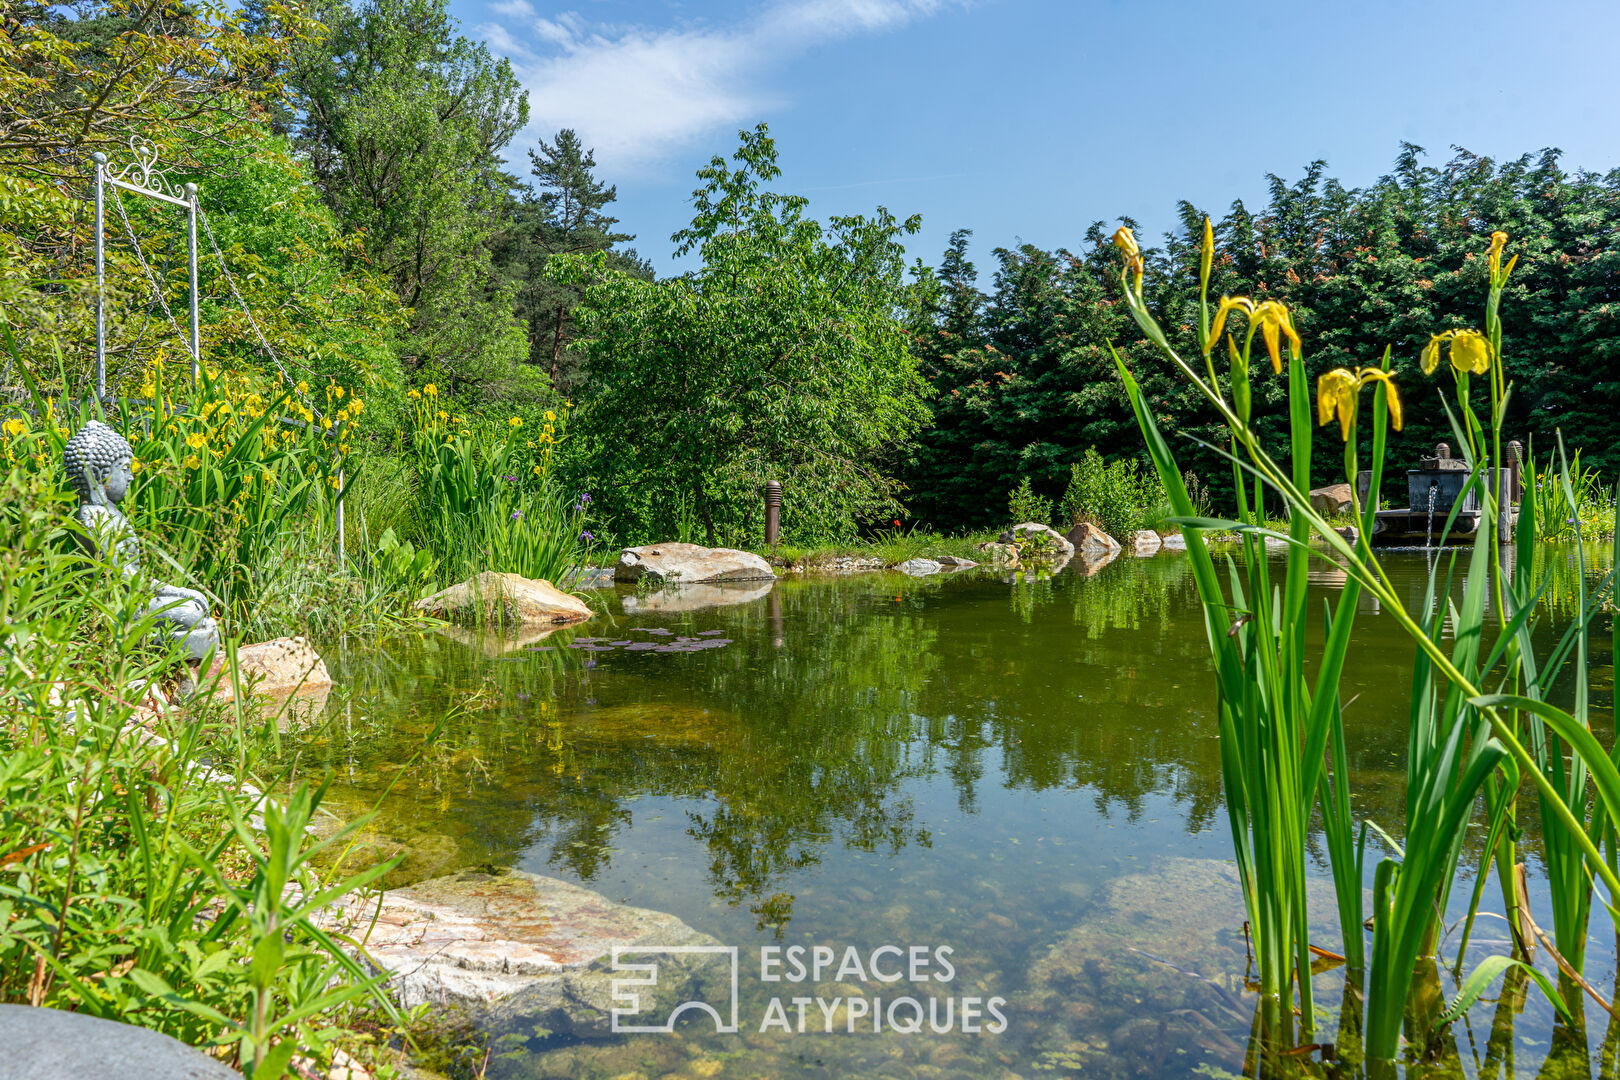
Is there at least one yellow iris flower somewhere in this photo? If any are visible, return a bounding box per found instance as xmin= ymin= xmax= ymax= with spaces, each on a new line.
xmin=185 ymin=432 xmax=207 ymax=450
xmin=510 ymin=416 xmax=523 ymax=428
xmin=1112 ymin=226 xmax=1144 ymax=296
xmin=1317 ymin=367 xmax=1404 ymax=441
xmin=1420 ymin=329 xmax=1492 ymax=376
xmin=1205 ymin=297 xmax=1300 ymax=372
xmin=2 ymin=418 xmax=25 ymax=439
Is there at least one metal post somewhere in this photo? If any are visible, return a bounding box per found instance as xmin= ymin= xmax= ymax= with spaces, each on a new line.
xmin=764 ymin=479 xmax=781 ymax=547
xmin=185 ymin=182 xmax=200 ymax=386
xmin=93 ymin=152 xmax=106 ymax=401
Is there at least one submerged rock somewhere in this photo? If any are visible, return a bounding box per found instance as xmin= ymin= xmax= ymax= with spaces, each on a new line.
xmin=1021 ymin=858 xmax=1348 ymax=1079
xmin=415 ymin=573 xmax=593 ymax=628
xmin=896 ymin=557 xmax=942 ymax=576
xmin=936 ymin=555 xmax=978 ymax=569
xmin=615 ymin=542 xmax=775 ymax=585
xmin=325 ymin=867 xmax=718 ymax=1035
xmin=998 ymin=522 xmax=1076 ymax=559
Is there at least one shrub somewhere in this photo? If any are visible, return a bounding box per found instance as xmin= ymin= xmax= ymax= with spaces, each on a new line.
xmin=1006 ymin=477 xmax=1052 ymax=527
xmin=1059 ymin=447 xmax=1164 ymax=540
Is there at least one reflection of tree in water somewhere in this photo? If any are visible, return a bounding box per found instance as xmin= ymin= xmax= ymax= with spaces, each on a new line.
xmin=297 ymin=577 xmax=941 ymax=922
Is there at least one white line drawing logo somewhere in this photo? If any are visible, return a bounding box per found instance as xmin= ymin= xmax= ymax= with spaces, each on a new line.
xmin=611 ymin=945 xmax=740 ymax=1034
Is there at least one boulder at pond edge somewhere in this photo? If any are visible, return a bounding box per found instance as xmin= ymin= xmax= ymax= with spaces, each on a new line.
xmin=615 ymin=542 xmax=775 ymax=585
xmin=1131 ymin=530 xmax=1162 ymax=555
xmin=199 ymin=636 xmax=332 ymax=726
xmin=997 ymin=522 xmax=1076 ymax=559
xmin=0 ymin=1004 xmax=242 ymax=1080
xmin=1065 ymin=522 xmax=1121 ymax=555
xmin=414 ymin=572 xmax=592 ymax=628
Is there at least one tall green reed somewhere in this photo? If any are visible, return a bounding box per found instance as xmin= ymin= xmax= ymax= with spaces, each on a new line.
xmin=1108 ymin=222 xmax=1613 ymax=1065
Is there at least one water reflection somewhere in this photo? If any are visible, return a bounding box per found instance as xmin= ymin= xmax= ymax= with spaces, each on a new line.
xmin=292 ymin=544 xmax=1616 ymax=1079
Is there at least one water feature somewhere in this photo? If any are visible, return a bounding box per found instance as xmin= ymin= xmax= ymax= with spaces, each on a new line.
xmin=295 ymin=544 xmax=1616 ymax=1079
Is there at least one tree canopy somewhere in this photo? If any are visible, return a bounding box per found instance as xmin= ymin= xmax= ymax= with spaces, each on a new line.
xmin=552 ymin=125 xmax=930 ymax=546
xmin=906 ymin=145 xmax=1620 ymax=530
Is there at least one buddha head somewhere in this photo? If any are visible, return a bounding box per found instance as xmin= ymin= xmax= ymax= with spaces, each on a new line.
xmin=62 ymin=420 xmax=135 ymax=508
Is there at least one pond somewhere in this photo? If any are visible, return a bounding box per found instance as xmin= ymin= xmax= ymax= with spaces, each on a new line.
xmin=295 ymin=543 xmax=1617 ymax=1080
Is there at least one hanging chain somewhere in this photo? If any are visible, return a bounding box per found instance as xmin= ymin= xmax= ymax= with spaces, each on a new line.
xmin=110 ymin=185 xmax=190 ymax=346
xmin=197 ymin=206 xmax=323 ymax=420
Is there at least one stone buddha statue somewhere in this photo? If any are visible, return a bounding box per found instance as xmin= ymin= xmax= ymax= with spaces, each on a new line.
xmin=63 ymin=421 xmax=219 ymax=662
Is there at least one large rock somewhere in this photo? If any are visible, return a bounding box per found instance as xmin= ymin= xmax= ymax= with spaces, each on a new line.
xmin=895 ymin=557 xmax=941 ymax=576
xmin=1131 ymin=529 xmax=1162 ymax=555
xmin=936 ymin=555 xmax=978 ymax=569
xmin=199 ymin=636 xmax=331 ymax=725
xmin=414 ymin=572 xmax=592 ymax=628
xmin=614 ymin=543 xmax=775 ymax=585
xmin=997 ymin=522 xmax=1076 ymax=559
xmin=1065 ymin=522 xmax=1121 ymax=556
xmin=324 ymin=868 xmax=718 ymax=1036
xmin=1159 ymin=532 xmax=1188 ymax=551
xmin=1309 ymin=483 xmax=1354 ymax=515
xmin=0 ymin=1004 xmax=242 ymax=1079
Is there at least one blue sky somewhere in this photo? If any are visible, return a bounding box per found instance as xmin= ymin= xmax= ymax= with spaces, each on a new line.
xmin=450 ymin=0 xmax=1620 ymax=277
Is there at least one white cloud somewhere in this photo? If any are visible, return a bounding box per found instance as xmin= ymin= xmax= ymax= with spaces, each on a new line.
xmin=477 ymin=0 xmax=957 ymax=174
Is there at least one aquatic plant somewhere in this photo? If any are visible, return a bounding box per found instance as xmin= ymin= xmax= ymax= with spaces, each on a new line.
xmin=403 ymin=388 xmax=593 ymax=585
xmin=1108 ymin=223 xmax=1616 ymax=1065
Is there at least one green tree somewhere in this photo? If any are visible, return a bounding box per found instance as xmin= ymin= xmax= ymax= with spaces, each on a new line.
xmin=285 ymin=0 xmax=533 ymax=400
xmin=551 ymin=124 xmax=930 ymax=546
xmin=494 ymin=128 xmax=648 ymax=389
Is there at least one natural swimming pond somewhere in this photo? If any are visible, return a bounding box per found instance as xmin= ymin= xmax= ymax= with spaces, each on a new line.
xmin=296 ymin=544 xmax=1617 ymax=1080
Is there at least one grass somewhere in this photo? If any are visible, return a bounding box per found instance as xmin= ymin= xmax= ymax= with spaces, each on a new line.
xmin=769 ymin=527 xmax=1002 ymax=570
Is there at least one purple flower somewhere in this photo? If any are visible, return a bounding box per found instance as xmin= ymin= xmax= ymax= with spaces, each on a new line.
xmin=579 ymin=530 xmax=595 ymax=541
xmin=503 ymin=474 xmax=517 ymax=483
xmin=511 ymin=510 xmax=524 ymax=521
xmin=580 ymin=492 xmax=592 ymax=505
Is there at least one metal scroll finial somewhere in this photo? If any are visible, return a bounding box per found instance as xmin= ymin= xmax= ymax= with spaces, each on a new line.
xmin=106 ymin=137 xmax=188 ymax=202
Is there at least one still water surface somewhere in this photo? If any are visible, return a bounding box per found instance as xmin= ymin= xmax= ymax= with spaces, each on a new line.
xmin=298 ymin=544 xmax=1617 ymax=1080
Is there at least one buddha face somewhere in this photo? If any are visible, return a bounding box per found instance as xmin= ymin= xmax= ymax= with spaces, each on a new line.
xmin=97 ymin=455 xmax=133 ymax=505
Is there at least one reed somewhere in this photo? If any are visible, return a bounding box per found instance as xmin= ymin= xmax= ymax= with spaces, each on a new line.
xmin=1108 ymin=223 xmax=1616 ymax=1065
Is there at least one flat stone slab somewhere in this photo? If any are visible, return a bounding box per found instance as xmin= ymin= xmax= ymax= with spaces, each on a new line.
xmin=615 ymin=543 xmax=775 ymax=585
xmin=325 ymin=868 xmax=717 ymax=1034
xmin=0 ymin=1005 xmax=241 ymax=1079
xmin=895 ymin=557 xmax=941 ymax=576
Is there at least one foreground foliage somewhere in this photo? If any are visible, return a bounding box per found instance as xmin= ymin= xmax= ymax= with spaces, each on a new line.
xmin=1111 ymin=220 xmax=1617 ymax=1068
xmin=0 ymin=469 xmax=395 ymax=1078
